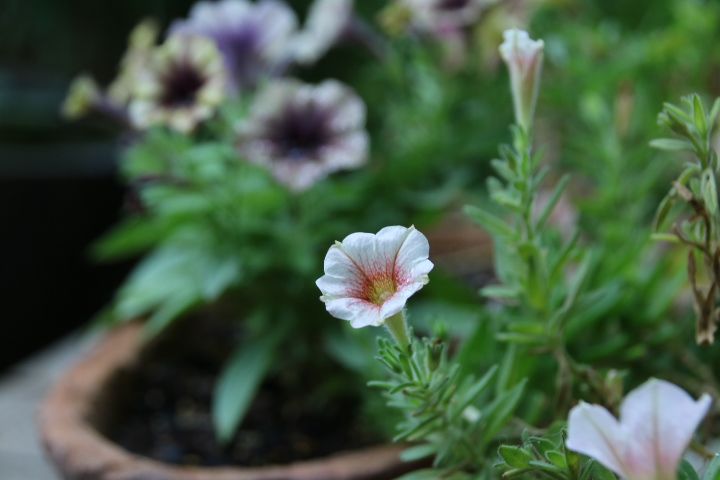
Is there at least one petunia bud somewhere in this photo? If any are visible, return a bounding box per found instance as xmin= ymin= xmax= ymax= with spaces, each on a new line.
xmin=499 ymin=29 xmax=544 ymax=132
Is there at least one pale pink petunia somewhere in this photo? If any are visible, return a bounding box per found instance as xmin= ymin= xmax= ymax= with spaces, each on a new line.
xmin=316 ymin=226 xmax=434 ymax=328
xmin=567 ymin=379 xmax=712 ymax=480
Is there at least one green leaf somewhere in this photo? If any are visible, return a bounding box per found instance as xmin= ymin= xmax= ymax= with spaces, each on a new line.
xmin=650 ymin=232 xmax=680 ymax=243
xmin=464 ymin=205 xmax=516 ymax=239
xmin=678 ymin=460 xmax=700 ymax=480
xmin=701 ymin=168 xmax=718 ymax=215
xmin=212 ymin=331 xmax=283 ymax=443
xmin=702 ymin=454 xmax=720 ymax=480
xmin=589 ymin=461 xmax=618 ymax=480
xmin=649 ymin=138 xmax=694 ymax=151
xmin=400 ymin=444 xmax=437 ymax=462
xmin=545 ymin=450 xmax=567 ymax=469
xmin=92 ymin=218 xmax=173 ymax=261
xmin=498 ymin=445 xmax=533 ymax=468
xmin=709 ymin=98 xmax=720 ymax=132
xmin=694 ymin=95 xmax=708 ymax=136
xmin=450 ymin=366 xmax=498 ymax=420
xmin=481 ymin=379 xmax=527 ymax=446
xmin=481 ymin=284 xmax=521 ymax=300
xmin=653 ymin=193 xmax=675 ymax=231
xmin=534 ymin=174 xmax=570 ymax=231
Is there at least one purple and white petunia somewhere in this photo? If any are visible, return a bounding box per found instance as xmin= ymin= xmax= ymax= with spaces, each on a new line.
xmin=129 ymin=34 xmax=226 ymax=133
xmin=170 ymin=0 xmax=297 ymax=90
xmin=316 ymin=226 xmax=434 ymax=329
xmin=499 ymin=28 xmax=544 ymax=131
xmin=236 ymin=79 xmax=368 ymax=191
xmin=567 ymin=379 xmax=712 ymax=480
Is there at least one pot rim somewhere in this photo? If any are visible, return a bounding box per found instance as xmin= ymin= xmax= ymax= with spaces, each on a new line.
xmin=38 ymin=322 xmax=415 ymax=480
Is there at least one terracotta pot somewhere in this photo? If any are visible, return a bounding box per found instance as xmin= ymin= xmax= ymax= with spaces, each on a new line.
xmin=38 ymin=323 xmax=417 ymax=480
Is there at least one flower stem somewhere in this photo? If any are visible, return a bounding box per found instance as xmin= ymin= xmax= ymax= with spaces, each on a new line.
xmin=385 ymin=311 xmax=411 ymax=350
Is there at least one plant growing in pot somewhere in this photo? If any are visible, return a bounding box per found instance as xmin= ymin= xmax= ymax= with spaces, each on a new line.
xmin=41 ymin=0 xmax=524 ymax=478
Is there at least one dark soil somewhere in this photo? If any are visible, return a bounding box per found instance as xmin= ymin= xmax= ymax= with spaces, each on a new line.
xmin=102 ymin=317 xmax=382 ymax=467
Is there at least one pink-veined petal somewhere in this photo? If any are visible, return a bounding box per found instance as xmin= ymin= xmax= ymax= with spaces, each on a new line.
xmin=566 ymin=402 xmax=628 ymax=478
xmin=620 ymin=379 xmax=711 ymax=478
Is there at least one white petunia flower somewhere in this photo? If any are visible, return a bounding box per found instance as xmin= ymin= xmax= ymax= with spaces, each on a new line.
xmin=293 ymin=0 xmax=354 ymax=65
xmin=236 ymin=79 xmax=368 ymax=191
xmin=129 ymin=35 xmax=226 ymax=134
xmin=170 ymin=0 xmax=297 ymax=91
xmin=567 ymin=378 xmax=712 ymax=480
xmin=499 ymin=28 xmax=544 ymax=131
xmin=316 ymin=226 xmax=434 ymax=329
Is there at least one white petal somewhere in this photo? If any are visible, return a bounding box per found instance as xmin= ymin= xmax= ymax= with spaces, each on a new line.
xmin=255 ymin=0 xmax=298 ymax=61
xmin=395 ymin=226 xmax=433 ymax=282
xmin=339 ymin=231 xmax=389 ymax=278
xmin=318 ymin=244 xmax=363 ymax=295
xmin=321 ymin=296 xmax=382 ymax=328
xmin=566 ymin=402 xmax=628 ymax=478
xmin=380 ymin=281 xmax=425 ymax=319
xmin=620 ymin=379 xmax=711 ymax=478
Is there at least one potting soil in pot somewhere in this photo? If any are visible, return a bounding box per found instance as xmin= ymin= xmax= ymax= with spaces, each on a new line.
xmin=100 ymin=317 xmax=383 ymax=467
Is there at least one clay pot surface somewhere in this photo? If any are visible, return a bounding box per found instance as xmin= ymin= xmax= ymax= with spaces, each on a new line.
xmin=39 ymin=323 xmax=415 ymax=480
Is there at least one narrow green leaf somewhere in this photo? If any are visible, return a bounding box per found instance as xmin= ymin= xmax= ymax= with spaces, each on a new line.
xmin=481 ymin=379 xmax=527 ymax=445
xmin=464 ymin=205 xmax=515 ymax=239
xmin=212 ymin=332 xmax=282 ymax=443
xmin=701 ymin=168 xmax=718 ymax=215
xmin=400 ymin=444 xmax=437 ymax=462
xmin=709 ymin=98 xmax=720 ymax=132
xmin=534 ymin=174 xmax=570 ymax=230
xmin=650 ymin=233 xmax=680 ymax=243
xmin=653 ymin=193 xmax=675 ymax=231
xmin=481 ymin=284 xmax=521 ymax=300
xmin=694 ymin=95 xmax=707 ymax=136
xmin=649 ymin=138 xmax=694 ymax=151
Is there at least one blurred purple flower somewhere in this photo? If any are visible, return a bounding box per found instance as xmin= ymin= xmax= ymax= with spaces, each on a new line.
xmin=236 ymin=79 xmax=368 ymax=191
xmin=170 ymin=0 xmax=297 ymax=91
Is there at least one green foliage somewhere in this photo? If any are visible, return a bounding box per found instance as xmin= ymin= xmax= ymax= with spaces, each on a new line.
xmin=370 ymin=335 xmax=525 ymax=477
xmin=496 ymin=429 xmax=617 ymax=480
xmin=653 ymin=95 xmax=720 ymax=343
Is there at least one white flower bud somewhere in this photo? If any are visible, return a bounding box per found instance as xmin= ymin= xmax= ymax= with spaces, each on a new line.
xmin=499 ymin=29 xmax=544 ymax=131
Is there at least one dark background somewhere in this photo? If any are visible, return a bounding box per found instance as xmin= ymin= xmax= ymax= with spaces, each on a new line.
xmin=0 ymin=0 xmax=207 ymax=371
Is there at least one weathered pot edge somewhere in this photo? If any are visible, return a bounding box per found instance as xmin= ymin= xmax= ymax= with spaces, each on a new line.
xmin=38 ymin=322 xmax=417 ymax=480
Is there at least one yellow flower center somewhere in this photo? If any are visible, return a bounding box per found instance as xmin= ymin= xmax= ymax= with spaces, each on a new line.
xmin=366 ymin=276 xmax=396 ymax=305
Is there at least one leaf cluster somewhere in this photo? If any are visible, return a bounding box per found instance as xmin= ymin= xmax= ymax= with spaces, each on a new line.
xmin=371 ymin=336 xmax=525 ymax=478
